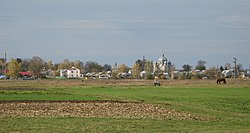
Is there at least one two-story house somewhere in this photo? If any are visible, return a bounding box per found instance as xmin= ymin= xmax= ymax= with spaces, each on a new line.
xmin=67 ymin=67 xmax=82 ymax=78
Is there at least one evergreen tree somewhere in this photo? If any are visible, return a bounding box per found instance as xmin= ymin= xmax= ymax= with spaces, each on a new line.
xmin=220 ymin=66 xmax=224 ymax=72
xmin=195 ymin=60 xmax=206 ymax=71
xmin=182 ymin=64 xmax=192 ymax=71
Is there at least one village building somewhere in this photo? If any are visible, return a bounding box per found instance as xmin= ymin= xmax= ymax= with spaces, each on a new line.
xmin=221 ymin=69 xmax=238 ymax=78
xmin=19 ymin=71 xmax=32 ymax=77
xmin=67 ymin=67 xmax=82 ymax=78
xmin=59 ymin=69 xmax=67 ymax=78
xmin=59 ymin=67 xmax=83 ymax=79
xmin=153 ymin=54 xmax=172 ymax=77
xmin=46 ymin=69 xmax=56 ymax=78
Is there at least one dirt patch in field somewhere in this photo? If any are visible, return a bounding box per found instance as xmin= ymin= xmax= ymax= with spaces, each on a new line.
xmin=0 ymin=100 xmax=214 ymax=121
xmin=0 ymin=88 xmax=46 ymax=91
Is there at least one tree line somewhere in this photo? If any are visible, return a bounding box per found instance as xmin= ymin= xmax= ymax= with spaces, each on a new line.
xmin=0 ymin=56 xmax=113 ymax=78
xmin=0 ymin=56 xmax=246 ymax=79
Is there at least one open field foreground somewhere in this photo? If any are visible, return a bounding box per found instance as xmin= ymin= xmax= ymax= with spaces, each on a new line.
xmin=0 ymin=79 xmax=250 ymax=132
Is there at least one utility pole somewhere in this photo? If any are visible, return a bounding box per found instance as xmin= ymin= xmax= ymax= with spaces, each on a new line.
xmin=142 ymin=56 xmax=145 ymax=71
xmin=233 ymin=57 xmax=237 ymax=79
xmin=5 ymin=52 xmax=7 ymax=79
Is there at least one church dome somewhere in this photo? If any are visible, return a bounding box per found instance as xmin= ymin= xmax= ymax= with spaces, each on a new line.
xmin=158 ymin=54 xmax=167 ymax=62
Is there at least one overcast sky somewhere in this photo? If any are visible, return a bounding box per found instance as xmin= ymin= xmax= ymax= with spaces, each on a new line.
xmin=1 ymin=0 xmax=250 ymax=68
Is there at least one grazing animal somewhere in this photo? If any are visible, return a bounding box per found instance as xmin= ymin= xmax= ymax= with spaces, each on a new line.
xmin=154 ymin=80 xmax=161 ymax=86
xmin=217 ymin=78 xmax=227 ymax=84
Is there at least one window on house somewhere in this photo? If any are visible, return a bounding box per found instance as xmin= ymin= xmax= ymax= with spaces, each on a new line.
xmin=71 ymin=71 xmax=73 ymax=73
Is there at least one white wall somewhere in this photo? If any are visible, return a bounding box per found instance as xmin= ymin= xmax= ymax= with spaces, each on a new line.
xmin=67 ymin=68 xmax=80 ymax=78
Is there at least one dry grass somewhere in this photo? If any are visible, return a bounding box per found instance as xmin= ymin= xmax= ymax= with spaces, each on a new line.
xmin=1 ymin=78 xmax=249 ymax=88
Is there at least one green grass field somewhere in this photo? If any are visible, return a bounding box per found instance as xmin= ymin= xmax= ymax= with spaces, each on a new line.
xmin=0 ymin=79 xmax=250 ymax=132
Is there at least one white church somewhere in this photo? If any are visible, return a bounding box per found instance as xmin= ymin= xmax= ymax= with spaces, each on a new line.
xmin=153 ymin=54 xmax=172 ymax=76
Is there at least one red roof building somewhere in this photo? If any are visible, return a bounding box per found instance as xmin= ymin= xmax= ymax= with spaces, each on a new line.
xmin=19 ymin=72 xmax=31 ymax=76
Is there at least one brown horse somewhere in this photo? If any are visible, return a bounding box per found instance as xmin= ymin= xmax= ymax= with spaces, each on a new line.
xmin=217 ymin=78 xmax=227 ymax=84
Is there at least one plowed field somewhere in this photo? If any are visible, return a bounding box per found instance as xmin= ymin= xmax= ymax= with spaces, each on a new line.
xmin=0 ymin=100 xmax=212 ymax=120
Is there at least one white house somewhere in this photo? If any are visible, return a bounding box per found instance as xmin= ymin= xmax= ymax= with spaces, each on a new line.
xmin=60 ymin=69 xmax=67 ymax=77
xmin=221 ymin=69 xmax=237 ymax=78
xmin=67 ymin=67 xmax=82 ymax=78
xmin=46 ymin=69 xmax=56 ymax=78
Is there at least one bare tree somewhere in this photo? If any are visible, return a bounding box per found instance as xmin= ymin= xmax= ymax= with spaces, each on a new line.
xmin=204 ymin=67 xmax=218 ymax=79
xmin=236 ymin=63 xmax=244 ymax=72
xmin=59 ymin=59 xmax=73 ymax=69
xmin=74 ymin=60 xmax=84 ymax=70
xmin=47 ymin=60 xmax=54 ymax=70
xmin=224 ymin=63 xmax=231 ymax=70
xmin=20 ymin=59 xmax=30 ymax=72
xmin=132 ymin=63 xmax=141 ymax=79
xmin=118 ymin=64 xmax=129 ymax=73
xmin=145 ymin=60 xmax=154 ymax=79
xmin=29 ymin=56 xmax=44 ymax=77
xmin=84 ymin=61 xmax=103 ymax=73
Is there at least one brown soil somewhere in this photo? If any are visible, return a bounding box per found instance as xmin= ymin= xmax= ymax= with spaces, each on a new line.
xmin=0 ymin=100 xmax=213 ymax=121
xmin=0 ymin=88 xmax=46 ymax=90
